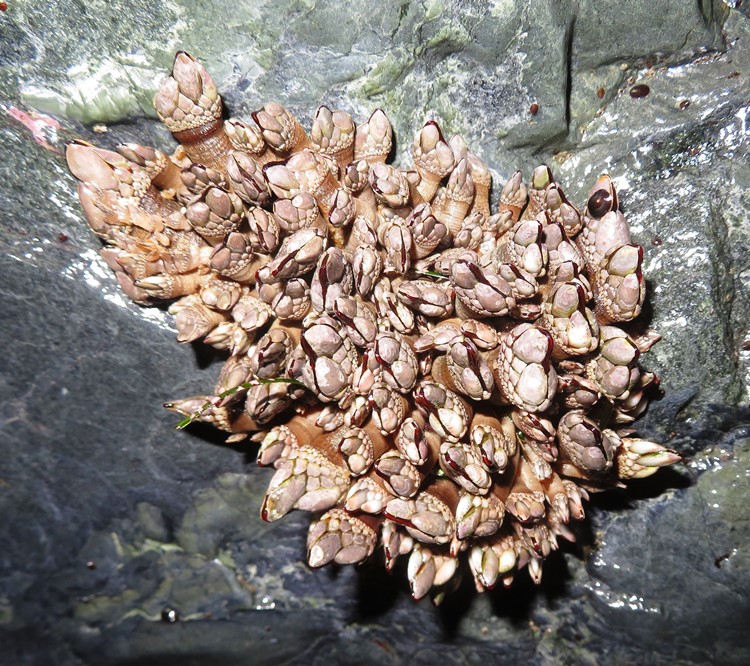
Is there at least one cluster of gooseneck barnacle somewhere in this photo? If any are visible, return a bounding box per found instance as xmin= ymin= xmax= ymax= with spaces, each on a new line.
xmin=66 ymin=52 xmax=681 ymax=602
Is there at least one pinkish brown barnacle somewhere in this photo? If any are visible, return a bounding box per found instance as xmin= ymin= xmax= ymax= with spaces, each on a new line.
xmin=496 ymin=323 xmax=558 ymax=413
xmin=557 ymin=409 xmax=614 ymax=477
xmin=310 ymin=105 xmax=356 ymax=169
xmin=499 ymin=170 xmax=528 ymax=223
xmin=225 ymin=118 xmax=266 ymax=156
xmin=66 ymin=50 xmax=679 ymax=601
xmin=307 ymin=508 xmax=381 ymax=567
xmin=432 ymin=157 xmax=475 ymax=235
xmin=451 ymin=260 xmax=516 ymax=319
xmin=411 ymin=120 xmax=455 ymax=203
xmin=185 ymin=185 xmax=244 ymax=244
xmin=154 ymin=52 xmax=231 ymax=171
xmin=354 ymin=108 xmax=393 ymax=164
xmin=225 ymin=151 xmax=272 ymax=207
xmin=252 ymin=101 xmax=310 ymax=157
xmin=180 ymin=162 xmax=227 ymax=204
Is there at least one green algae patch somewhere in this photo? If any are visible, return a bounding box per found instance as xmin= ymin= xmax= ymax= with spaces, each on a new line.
xmin=21 ymin=59 xmax=163 ymax=124
xmin=359 ymin=49 xmax=414 ymax=99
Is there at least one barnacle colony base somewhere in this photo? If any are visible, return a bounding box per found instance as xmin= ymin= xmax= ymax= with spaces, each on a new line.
xmin=66 ymin=52 xmax=680 ymax=601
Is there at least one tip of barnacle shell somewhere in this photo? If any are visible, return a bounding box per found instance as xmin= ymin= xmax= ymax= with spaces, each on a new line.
xmin=531 ymin=165 xmax=553 ymax=189
xmin=449 ymin=134 xmax=468 ymax=162
xmin=163 ymin=397 xmax=207 ymax=416
xmin=527 ymin=557 xmax=543 ymax=585
xmin=368 ymin=108 xmax=388 ymax=123
xmin=586 ymin=174 xmax=619 ymax=215
xmin=500 ymin=170 xmax=527 ymax=207
xmin=263 ymin=160 xmax=300 ymax=195
xmin=172 ymin=50 xmax=195 ymax=71
xmin=171 ymin=52 xmax=208 ymax=94
xmin=307 ymin=509 xmax=378 ymax=567
xmin=154 ymin=51 xmax=220 ymax=127
xmin=414 ymin=120 xmax=447 ymax=156
xmin=616 ymin=438 xmax=683 ymax=479
xmin=261 ymin=478 xmax=305 ymax=523
xmin=154 ymin=77 xmax=180 ymax=120
xmin=307 ymin=539 xmax=336 ymax=568
xmin=355 ymin=108 xmax=393 ymax=161
xmin=631 ymin=329 xmax=662 ymax=354
xmin=66 ymin=141 xmax=122 ymax=188
xmin=116 ymin=142 xmax=159 ymax=166
xmin=423 ymin=119 xmax=446 ymax=140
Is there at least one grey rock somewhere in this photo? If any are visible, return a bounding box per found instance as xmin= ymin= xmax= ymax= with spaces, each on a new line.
xmin=1 ymin=1 xmax=749 ymax=665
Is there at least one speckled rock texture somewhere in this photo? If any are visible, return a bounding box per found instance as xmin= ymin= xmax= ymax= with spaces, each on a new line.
xmin=1 ymin=1 xmax=749 ymax=664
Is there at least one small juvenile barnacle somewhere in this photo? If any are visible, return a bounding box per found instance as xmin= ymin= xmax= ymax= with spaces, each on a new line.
xmin=66 ymin=52 xmax=681 ymax=602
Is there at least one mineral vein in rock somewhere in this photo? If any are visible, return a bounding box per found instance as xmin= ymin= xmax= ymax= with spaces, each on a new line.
xmin=66 ymin=51 xmax=681 ymax=602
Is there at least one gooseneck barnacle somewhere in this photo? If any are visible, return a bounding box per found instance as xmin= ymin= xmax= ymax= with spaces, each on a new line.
xmin=66 ymin=51 xmax=680 ymax=602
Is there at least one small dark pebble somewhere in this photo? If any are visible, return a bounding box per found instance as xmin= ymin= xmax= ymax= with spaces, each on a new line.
xmin=161 ymin=607 xmax=179 ymax=623
xmin=629 ymin=84 xmax=650 ymax=99
xmin=529 ymin=103 xmax=539 ymax=115
xmin=597 ymin=87 xmax=605 ymax=99
xmin=690 ymin=146 xmax=701 ymax=157
xmin=85 ymin=561 xmax=96 ymax=569
xmin=741 ymin=340 xmax=750 ymax=351
xmin=58 ymin=232 xmax=69 ymax=242
xmin=679 ymin=100 xmax=690 ymax=110
xmin=728 ymin=71 xmax=741 ymax=79
xmin=651 ymin=236 xmax=663 ymax=246
xmin=714 ymin=553 xmax=730 ymax=569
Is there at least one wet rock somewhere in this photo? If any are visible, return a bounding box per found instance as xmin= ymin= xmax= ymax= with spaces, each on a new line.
xmin=1 ymin=1 xmax=749 ymax=665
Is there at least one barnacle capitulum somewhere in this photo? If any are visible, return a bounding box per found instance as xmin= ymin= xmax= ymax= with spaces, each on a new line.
xmin=67 ymin=52 xmax=681 ymax=603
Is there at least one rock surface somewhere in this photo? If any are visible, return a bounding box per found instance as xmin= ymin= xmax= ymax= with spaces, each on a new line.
xmin=1 ymin=1 xmax=749 ymax=664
